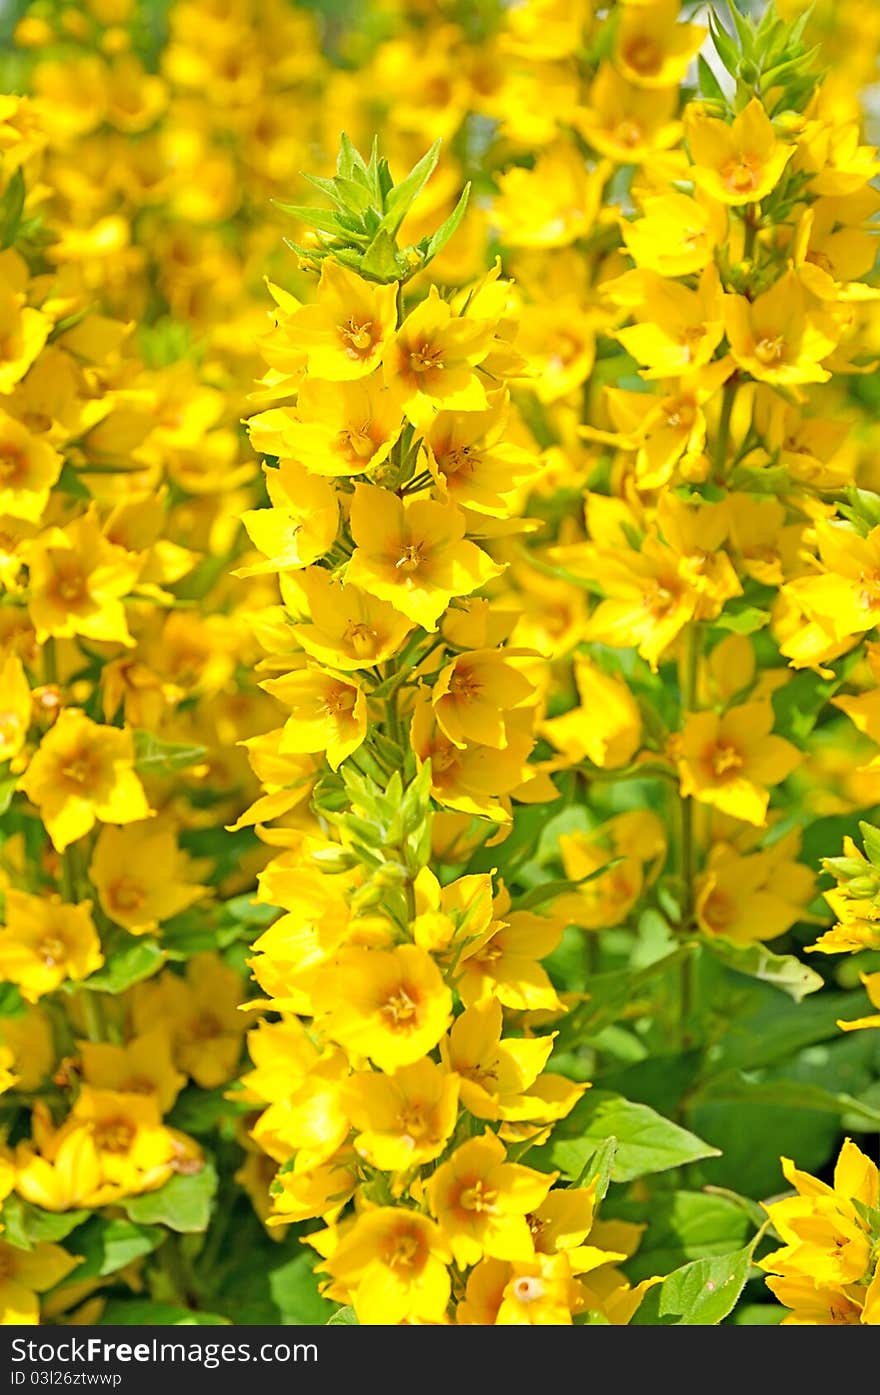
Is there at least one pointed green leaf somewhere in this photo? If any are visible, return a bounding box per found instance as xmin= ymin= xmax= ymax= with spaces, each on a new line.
xmin=359 ymin=227 xmax=403 ymax=282
xmin=420 ymin=183 xmax=471 ymax=265
xmin=697 ymin=55 xmax=726 ymax=103
xmin=701 ymin=937 xmax=823 ymax=1002
xmin=381 ymin=140 xmax=441 ymax=237
xmin=124 ymin=1160 xmax=218 ymax=1233
xmin=530 ymin=1091 xmax=719 ymax=1182
xmin=0 ymin=169 xmax=25 ymax=250
xmin=631 ymin=1244 xmax=755 ymax=1325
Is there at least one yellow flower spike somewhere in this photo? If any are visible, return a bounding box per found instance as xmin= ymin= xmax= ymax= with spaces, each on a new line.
xmin=342 ymin=1058 xmax=460 ymax=1172
xmin=676 ymin=700 xmax=802 ymax=826
xmin=383 ymin=286 xmax=493 ymax=426
xmin=282 ymin=260 xmax=397 ymax=382
xmin=320 ymin=1207 xmax=452 ymax=1326
xmin=426 ymin=1130 xmax=556 ymax=1268
xmin=0 ymin=891 xmax=102 ymax=1003
xmin=20 ymin=709 xmax=151 ymax=852
xmin=262 ymin=665 xmax=367 ymax=771
xmin=89 ymin=820 xmax=207 ymax=934
xmin=347 ymin=484 xmax=503 ymax=632
xmin=311 ymin=943 xmax=453 ymax=1072
xmin=686 ymin=96 xmax=794 ymax=206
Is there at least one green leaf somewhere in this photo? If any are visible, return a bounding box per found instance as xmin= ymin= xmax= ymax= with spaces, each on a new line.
xmin=530 ymin=1091 xmax=719 ymax=1183
xmin=56 ymin=461 xmax=91 ymax=500
xmin=99 ymin=1300 xmax=229 ymax=1325
xmin=380 ymin=140 xmax=440 ymax=237
xmin=713 ymin=606 xmax=769 ymax=635
xmin=133 ymin=731 xmax=208 ymax=775
xmin=0 ymin=1196 xmax=89 ymax=1251
xmin=0 ymin=774 xmax=16 ymax=816
xmin=515 ymin=858 xmax=625 ymax=912
xmin=419 ymin=183 xmax=470 ymax=265
xmin=702 ymin=1070 xmax=880 ymax=1129
xmin=579 ymin=1136 xmax=618 ymax=1200
xmin=326 ymin=1305 xmax=358 ymax=1325
xmin=359 ymin=227 xmax=402 ymax=282
xmin=708 ymin=13 xmax=741 ymax=76
xmin=859 ymin=821 xmax=880 ymax=868
xmin=0 ymin=169 xmax=25 ymax=249
xmin=124 ymin=1160 xmax=217 ymax=1233
xmin=272 ymin=204 xmax=348 ymax=237
xmin=700 ymin=937 xmax=823 ymax=1002
xmin=76 ymin=934 xmax=164 ymax=994
xmin=67 ymin=1217 xmax=164 ymax=1280
xmin=697 ymin=54 xmax=726 ymax=103
xmin=336 ymin=133 xmax=369 ymax=184
xmin=631 ymin=1244 xmax=754 ymax=1325
xmin=610 ymin=1191 xmax=755 ymax=1283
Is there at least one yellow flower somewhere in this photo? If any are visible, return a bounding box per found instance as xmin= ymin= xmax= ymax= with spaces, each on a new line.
xmin=456 ymin=902 xmax=563 ymax=1012
xmin=238 ymin=462 xmax=338 ymax=576
xmin=284 ymin=259 xmax=397 ymax=381
xmin=131 ymin=953 xmax=246 ymax=1089
xmin=441 ymin=999 xmax=558 ymax=1122
xmin=0 ymin=412 xmax=63 ymax=521
xmin=263 ymin=666 xmax=367 ymax=771
xmin=321 ymin=1208 xmax=452 ymax=1325
xmin=342 ymin=1059 xmax=460 ymax=1172
xmin=837 ymin=972 xmax=880 ymax=1032
xmin=89 ymin=821 xmax=206 ymax=934
xmin=0 ymin=652 xmax=31 ymax=763
xmin=608 ymin=263 xmax=724 ymax=379
xmin=26 ymin=513 xmax=141 ymax=646
xmin=312 ymin=944 xmax=453 ymax=1072
xmin=725 ymin=269 xmax=838 ymax=386
xmin=676 ymin=701 xmax=801 ymax=826
xmin=686 ymin=97 xmax=794 ymax=205
xmin=0 ymin=1239 xmax=79 ymax=1325
xmin=615 ymin=0 xmax=706 ymax=89
xmin=79 ymin=1028 xmax=186 ymax=1114
xmin=493 ymin=144 xmax=605 ymax=248
xmin=285 ymin=568 xmax=412 ymax=671
xmin=346 ymin=484 xmax=502 ymax=632
xmin=249 ymin=374 xmax=404 ymax=477
xmin=761 ymin=1140 xmax=878 ymax=1301
xmin=556 ymin=810 xmax=666 ymax=930
xmin=383 ymin=287 xmax=492 ymax=426
xmin=432 ymin=649 xmax=534 ymax=749
xmin=423 ymin=391 xmax=541 ymax=517
xmin=621 ymin=191 xmax=727 ymax=277
xmin=426 ymin=1130 xmax=555 ymax=1267
xmin=543 ymin=655 xmax=642 ymax=769
xmin=20 ymin=709 xmax=151 ymax=851
xmin=0 ymin=891 xmax=102 ymax=1002
xmin=0 ymin=274 xmax=49 ymax=394
xmin=410 ymin=696 xmax=535 ymax=824
xmin=575 ymin=63 xmax=681 ymax=165
xmin=696 ymin=831 xmax=814 ymax=944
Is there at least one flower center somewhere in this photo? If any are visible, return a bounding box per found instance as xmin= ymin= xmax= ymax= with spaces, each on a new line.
xmin=663 ymin=396 xmax=697 ymax=430
xmin=443 ymin=445 xmax=476 ymax=478
xmin=722 ymin=156 xmax=762 ymax=194
xmin=409 ymin=343 xmax=444 ymax=375
xmin=60 ymin=750 xmax=98 ymax=786
xmin=754 ymin=334 xmax=786 ymax=366
xmin=109 ymin=877 xmax=146 ymax=912
xmin=458 ymin=1178 xmax=497 ymax=1213
xmin=93 ymin=1118 xmax=136 ymax=1154
xmin=449 ymin=667 xmax=480 ymax=702
xmin=398 ymin=1105 xmax=427 ymax=1140
xmin=36 ymin=935 xmax=67 ymax=967
xmin=707 ymin=740 xmax=743 ymax=779
xmin=188 ymin=1011 xmax=223 ymax=1041
xmin=395 ymin=543 xmax=423 ymax=574
xmin=344 ymin=620 xmax=378 ymax=656
xmin=614 ymin=118 xmax=644 ymax=149
xmin=0 ymin=443 xmax=26 ymax=485
xmin=337 ymin=425 xmax=375 ymax=461
xmin=384 ymin=1227 xmax=424 ymax=1272
xmin=321 ymin=684 xmax=356 ymax=718
xmin=381 ymin=985 xmax=419 ymax=1029
xmin=623 ymin=36 xmax=662 ymax=75
xmin=53 ymin=569 xmax=88 ymax=605
xmin=339 ymin=318 xmax=374 ymax=359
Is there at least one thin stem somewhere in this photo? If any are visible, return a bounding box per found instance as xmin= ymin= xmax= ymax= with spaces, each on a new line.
xmin=712 ymin=379 xmax=738 ymax=482
xmin=79 ymin=991 xmax=106 ymax=1044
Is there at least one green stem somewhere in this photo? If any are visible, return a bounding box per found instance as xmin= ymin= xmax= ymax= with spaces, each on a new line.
xmin=79 ymin=991 xmax=106 ymax=1044
xmin=712 ymin=379 xmax=738 ymax=482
